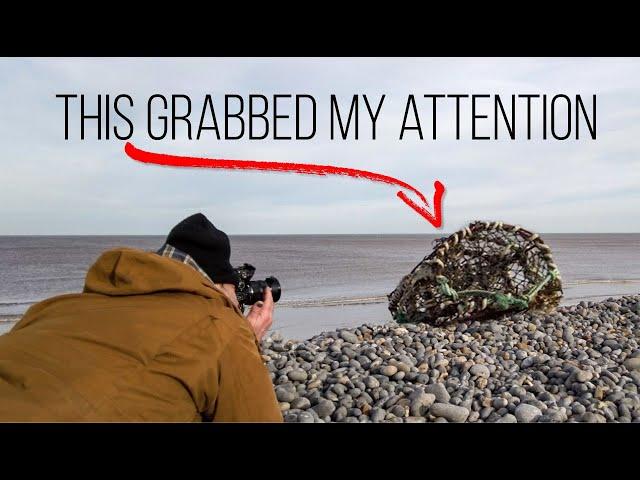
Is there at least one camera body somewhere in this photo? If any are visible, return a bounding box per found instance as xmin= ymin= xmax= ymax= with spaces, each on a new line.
xmin=234 ymin=263 xmax=281 ymax=312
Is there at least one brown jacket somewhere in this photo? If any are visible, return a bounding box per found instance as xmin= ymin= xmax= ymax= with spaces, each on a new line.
xmin=0 ymin=248 xmax=282 ymax=422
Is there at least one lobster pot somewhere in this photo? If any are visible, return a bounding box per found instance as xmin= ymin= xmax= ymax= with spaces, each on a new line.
xmin=388 ymin=221 xmax=563 ymax=325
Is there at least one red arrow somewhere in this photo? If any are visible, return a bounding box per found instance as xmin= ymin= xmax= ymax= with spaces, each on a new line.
xmin=124 ymin=142 xmax=445 ymax=228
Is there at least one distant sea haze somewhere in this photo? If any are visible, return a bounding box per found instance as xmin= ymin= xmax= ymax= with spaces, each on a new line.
xmin=1 ymin=234 xmax=639 ymax=339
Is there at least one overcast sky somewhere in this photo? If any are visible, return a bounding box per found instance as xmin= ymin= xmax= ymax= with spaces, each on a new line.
xmin=0 ymin=58 xmax=638 ymax=234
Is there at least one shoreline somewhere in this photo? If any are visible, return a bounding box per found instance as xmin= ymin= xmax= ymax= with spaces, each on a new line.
xmin=3 ymin=290 xmax=640 ymax=339
xmin=261 ymin=295 xmax=640 ymax=422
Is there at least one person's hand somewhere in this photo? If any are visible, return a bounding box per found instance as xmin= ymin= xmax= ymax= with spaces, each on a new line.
xmin=245 ymin=287 xmax=274 ymax=342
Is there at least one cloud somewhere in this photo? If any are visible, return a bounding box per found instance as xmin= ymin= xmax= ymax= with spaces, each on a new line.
xmin=0 ymin=58 xmax=638 ymax=233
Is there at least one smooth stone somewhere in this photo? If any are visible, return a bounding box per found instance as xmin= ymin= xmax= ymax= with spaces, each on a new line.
xmin=380 ymin=365 xmax=399 ymax=377
xmin=333 ymin=406 xmax=348 ymax=422
xmin=623 ymin=358 xmax=640 ymax=371
xmin=390 ymin=405 xmax=406 ymax=417
xmin=297 ymin=411 xmax=314 ymax=423
xmin=410 ymin=391 xmax=436 ymax=406
xmin=283 ymin=412 xmax=298 ymax=422
xmin=574 ymin=370 xmax=593 ymax=383
xmin=392 ymin=361 xmax=411 ymax=373
xmin=290 ymin=397 xmax=311 ymax=410
xmin=384 ymin=395 xmax=401 ymax=408
xmin=492 ymin=398 xmax=509 ymax=409
xmin=332 ymin=383 xmax=347 ymax=396
xmin=392 ymin=371 xmax=406 ymax=381
xmin=313 ymin=399 xmax=336 ymax=418
xmin=364 ymin=376 xmax=380 ymax=389
xmin=579 ymin=412 xmax=606 ymax=423
xmin=509 ymin=386 xmax=527 ymax=398
xmin=572 ymin=403 xmax=586 ymax=415
xmin=409 ymin=393 xmax=436 ymax=416
xmin=325 ymin=391 xmax=339 ymax=401
xmin=287 ymin=369 xmax=308 ymax=382
xmin=343 ymin=348 xmax=357 ymax=359
xmin=307 ymin=380 xmax=322 ymax=390
xmin=425 ymin=383 xmax=451 ymax=403
xmin=370 ymin=407 xmax=386 ymax=423
xmin=275 ymin=386 xmax=296 ymax=403
xmin=340 ymin=331 xmax=359 ymax=344
xmin=470 ymin=364 xmax=490 ymax=378
xmin=495 ymin=413 xmax=518 ymax=423
xmin=429 ymin=403 xmax=470 ymax=423
xmin=515 ymin=403 xmax=542 ymax=423
xmin=468 ymin=411 xmax=480 ymax=422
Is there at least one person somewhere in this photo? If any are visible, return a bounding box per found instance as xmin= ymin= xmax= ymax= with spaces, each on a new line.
xmin=0 ymin=213 xmax=282 ymax=422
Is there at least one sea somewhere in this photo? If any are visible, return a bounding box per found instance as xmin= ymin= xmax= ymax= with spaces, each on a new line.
xmin=1 ymin=234 xmax=639 ymax=339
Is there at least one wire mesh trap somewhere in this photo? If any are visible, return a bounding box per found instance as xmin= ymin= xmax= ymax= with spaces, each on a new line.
xmin=388 ymin=221 xmax=563 ymax=325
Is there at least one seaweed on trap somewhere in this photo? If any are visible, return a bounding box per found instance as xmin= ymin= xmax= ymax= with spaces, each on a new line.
xmin=388 ymin=221 xmax=563 ymax=325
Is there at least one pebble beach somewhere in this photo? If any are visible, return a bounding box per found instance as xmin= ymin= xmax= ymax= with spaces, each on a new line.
xmin=263 ymin=295 xmax=640 ymax=423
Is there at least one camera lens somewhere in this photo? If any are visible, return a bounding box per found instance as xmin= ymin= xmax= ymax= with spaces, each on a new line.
xmin=240 ymin=277 xmax=282 ymax=306
xmin=244 ymin=282 xmax=263 ymax=306
xmin=265 ymin=276 xmax=281 ymax=302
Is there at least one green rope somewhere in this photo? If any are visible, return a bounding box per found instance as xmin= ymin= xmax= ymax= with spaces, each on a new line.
xmin=436 ymin=269 xmax=559 ymax=313
xmin=436 ymin=276 xmax=459 ymax=300
xmin=492 ymin=292 xmax=528 ymax=310
xmin=523 ymin=269 xmax=559 ymax=302
xmin=395 ymin=311 xmax=407 ymax=323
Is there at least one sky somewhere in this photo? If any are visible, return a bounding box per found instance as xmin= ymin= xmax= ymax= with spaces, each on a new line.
xmin=0 ymin=58 xmax=638 ymax=235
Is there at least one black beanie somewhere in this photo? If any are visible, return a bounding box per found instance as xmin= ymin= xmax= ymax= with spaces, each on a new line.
xmin=165 ymin=213 xmax=239 ymax=286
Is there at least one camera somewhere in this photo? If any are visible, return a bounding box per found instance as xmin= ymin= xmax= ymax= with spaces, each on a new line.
xmin=234 ymin=263 xmax=282 ymax=312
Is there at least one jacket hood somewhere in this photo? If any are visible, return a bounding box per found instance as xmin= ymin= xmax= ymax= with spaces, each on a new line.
xmin=84 ymin=247 xmax=222 ymax=300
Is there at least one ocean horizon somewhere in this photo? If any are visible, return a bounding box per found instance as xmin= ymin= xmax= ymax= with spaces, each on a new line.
xmin=1 ymin=233 xmax=639 ymax=339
